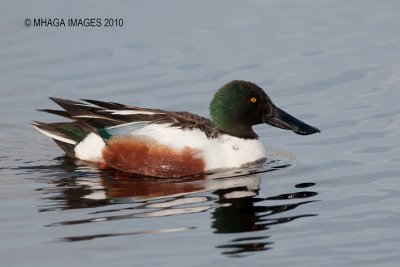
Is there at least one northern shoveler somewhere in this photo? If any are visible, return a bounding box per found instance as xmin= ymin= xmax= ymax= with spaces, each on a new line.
xmin=33 ymin=80 xmax=320 ymax=178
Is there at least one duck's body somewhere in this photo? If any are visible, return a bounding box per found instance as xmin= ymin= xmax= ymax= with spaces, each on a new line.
xmin=69 ymin=123 xmax=265 ymax=176
xmin=33 ymin=80 xmax=319 ymax=177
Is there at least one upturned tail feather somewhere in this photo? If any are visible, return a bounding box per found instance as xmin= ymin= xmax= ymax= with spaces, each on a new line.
xmin=32 ymin=121 xmax=90 ymax=157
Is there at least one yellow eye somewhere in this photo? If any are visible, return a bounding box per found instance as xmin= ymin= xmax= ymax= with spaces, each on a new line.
xmin=250 ymin=97 xmax=257 ymax=103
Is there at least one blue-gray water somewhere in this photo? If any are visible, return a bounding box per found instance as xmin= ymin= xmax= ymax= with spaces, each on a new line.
xmin=1 ymin=1 xmax=400 ymax=266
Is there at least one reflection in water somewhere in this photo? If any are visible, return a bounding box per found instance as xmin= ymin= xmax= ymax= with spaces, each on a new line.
xmin=213 ymin=185 xmax=317 ymax=255
xmin=62 ymin=227 xmax=196 ymax=242
xmin=16 ymin=155 xmax=318 ymax=256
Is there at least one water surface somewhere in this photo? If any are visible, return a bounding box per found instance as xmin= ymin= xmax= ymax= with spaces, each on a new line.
xmin=1 ymin=1 xmax=400 ymax=266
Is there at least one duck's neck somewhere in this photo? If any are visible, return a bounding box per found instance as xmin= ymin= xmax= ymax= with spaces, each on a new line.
xmin=211 ymin=116 xmax=258 ymax=139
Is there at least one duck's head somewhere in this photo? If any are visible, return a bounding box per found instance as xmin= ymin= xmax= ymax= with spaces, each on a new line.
xmin=210 ymin=80 xmax=320 ymax=139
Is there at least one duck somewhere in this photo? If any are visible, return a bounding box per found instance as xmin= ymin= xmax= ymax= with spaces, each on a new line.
xmin=33 ymin=80 xmax=320 ymax=178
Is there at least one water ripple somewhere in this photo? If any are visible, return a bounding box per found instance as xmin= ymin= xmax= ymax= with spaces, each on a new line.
xmin=61 ymin=227 xmax=196 ymax=242
xmin=11 ymin=155 xmax=319 ymax=256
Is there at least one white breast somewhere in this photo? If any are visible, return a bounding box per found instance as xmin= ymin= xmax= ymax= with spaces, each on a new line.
xmin=133 ymin=124 xmax=266 ymax=171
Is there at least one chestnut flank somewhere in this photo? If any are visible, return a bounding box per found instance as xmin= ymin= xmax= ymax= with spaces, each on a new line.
xmin=102 ymin=136 xmax=205 ymax=178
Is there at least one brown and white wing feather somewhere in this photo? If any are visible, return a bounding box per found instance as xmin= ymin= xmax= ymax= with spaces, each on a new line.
xmin=40 ymin=97 xmax=221 ymax=138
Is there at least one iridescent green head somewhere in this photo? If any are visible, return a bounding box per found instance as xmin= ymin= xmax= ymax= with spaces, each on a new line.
xmin=210 ymin=80 xmax=320 ymax=139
